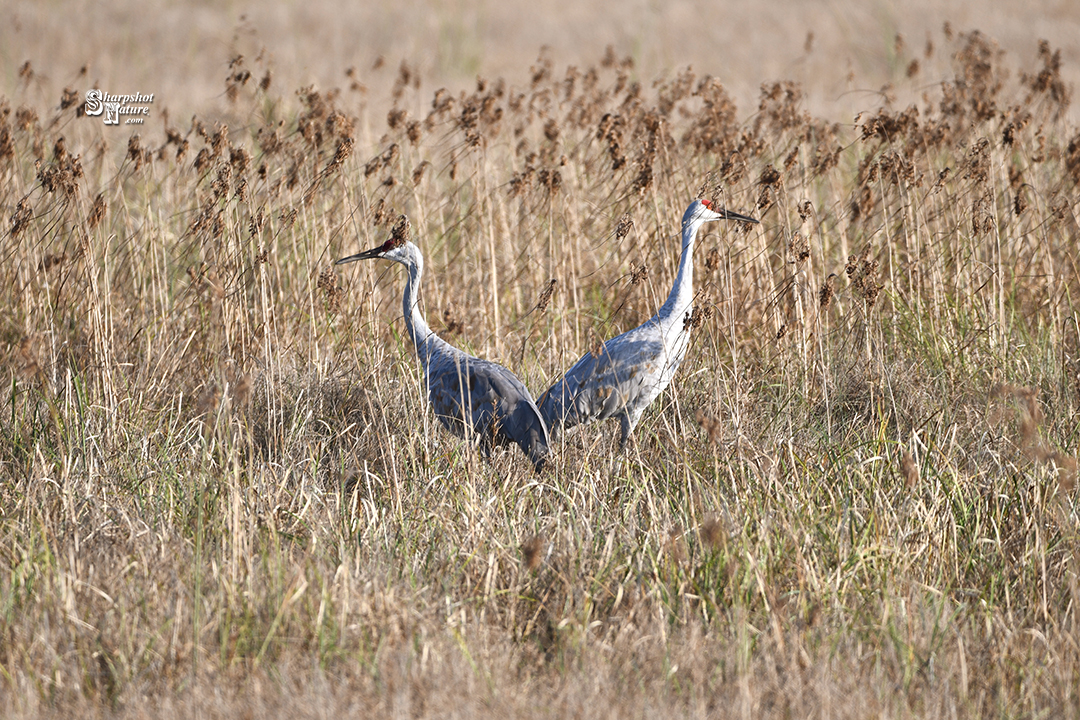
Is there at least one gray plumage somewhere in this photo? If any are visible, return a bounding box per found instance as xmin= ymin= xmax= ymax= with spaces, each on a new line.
xmin=539 ymin=199 xmax=758 ymax=449
xmin=336 ymin=218 xmax=551 ymax=472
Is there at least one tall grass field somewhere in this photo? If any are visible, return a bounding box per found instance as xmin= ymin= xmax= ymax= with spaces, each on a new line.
xmin=2 ymin=11 xmax=1080 ymax=718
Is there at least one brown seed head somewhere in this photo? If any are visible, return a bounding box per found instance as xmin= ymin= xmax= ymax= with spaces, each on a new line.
xmin=390 ymin=214 xmax=410 ymax=241
xmin=15 ymin=106 xmax=38 ymax=131
xmin=10 ymin=199 xmax=32 ymax=237
xmin=127 ymin=134 xmax=145 ymax=169
xmin=16 ymin=336 xmax=42 ymax=380
xmin=788 ymin=231 xmax=810 ymax=263
xmin=783 ymin=145 xmax=800 ymax=171
xmin=212 ymin=163 xmax=232 ymax=200
xmin=666 ymin=528 xmax=688 ymax=567
xmin=387 ymin=108 xmax=407 ymax=130
xmin=695 ymin=408 xmax=722 ymax=445
xmin=229 ymin=145 xmax=251 ymax=175
xmin=684 ymin=304 xmax=713 ymax=331
xmin=699 ymin=514 xmax=726 ymax=549
xmin=1014 ymin=190 xmax=1028 ymax=216
xmin=318 ymin=267 xmax=343 ymax=314
xmin=370 ymin=199 xmax=388 ymax=226
xmin=543 ymin=118 xmax=560 ymax=142
xmin=231 ymin=374 xmax=251 ymax=406
xmin=248 ymin=207 xmax=265 ymax=238
xmin=195 ymin=383 xmax=221 ymax=424
xmin=508 ymin=166 xmax=533 ymax=197
xmin=411 ymin=160 xmax=430 ymax=186
xmin=210 ymin=125 xmax=228 ymax=157
xmin=441 ymin=304 xmax=464 ymax=336
xmin=535 ymin=279 xmax=557 ymax=312
xmin=845 ymin=249 xmax=882 ymax=306
xmin=631 ymin=156 xmax=654 ymax=195
xmin=705 ymin=247 xmax=720 ymax=273
xmin=1050 ymin=452 xmax=1077 ymax=495
xmin=329 ymin=136 xmax=354 ymax=172
xmin=40 ymin=252 xmax=67 ymax=272
xmin=900 ymin=451 xmax=919 ymax=489
xmin=819 ymin=273 xmax=836 ymax=309
xmin=194 ymin=147 xmax=212 ymax=174
xmin=522 ymin=534 xmax=547 ymax=571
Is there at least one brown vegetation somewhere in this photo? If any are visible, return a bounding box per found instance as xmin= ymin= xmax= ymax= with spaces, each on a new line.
xmin=2 ymin=17 xmax=1080 ymax=719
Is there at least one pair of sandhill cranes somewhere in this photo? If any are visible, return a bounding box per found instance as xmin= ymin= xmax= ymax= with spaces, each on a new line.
xmin=335 ymin=199 xmax=758 ymax=472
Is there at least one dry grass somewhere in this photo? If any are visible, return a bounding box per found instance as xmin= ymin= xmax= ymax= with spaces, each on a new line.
xmin=3 ymin=9 xmax=1080 ymax=719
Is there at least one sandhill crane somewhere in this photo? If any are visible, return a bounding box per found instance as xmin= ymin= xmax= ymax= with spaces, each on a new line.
xmin=538 ymin=199 xmax=758 ymax=450
xmin=336 ymin=216 xmax=551 ymax=472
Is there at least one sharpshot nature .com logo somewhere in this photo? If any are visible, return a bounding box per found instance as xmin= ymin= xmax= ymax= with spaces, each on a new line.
xmin=84 ymin=89 xmax=154 ymax=125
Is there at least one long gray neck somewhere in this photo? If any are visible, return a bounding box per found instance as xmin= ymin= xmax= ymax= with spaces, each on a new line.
xmin=400 ymin=244 xmax=434 ymax=363
xmin=656 ymin=217 xmax=701 ymax=323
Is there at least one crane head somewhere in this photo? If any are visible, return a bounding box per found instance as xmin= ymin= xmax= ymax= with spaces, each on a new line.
xmin=335 ymin=215 xmax=412 ymax=265
xmin=696 ymin=198 xmax=759 ymax=225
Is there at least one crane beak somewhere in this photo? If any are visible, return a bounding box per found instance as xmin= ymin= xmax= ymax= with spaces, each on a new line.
xmin=719 ymin=208 xmax=759 ymax=224
xmin=334 ymin=246 xmax=384 ymax=265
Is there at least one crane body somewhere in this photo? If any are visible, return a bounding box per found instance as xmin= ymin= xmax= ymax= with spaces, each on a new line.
xmin=337 ymin=218 xmax=551 ymax=472
xmin=539 ymin=199 xmax=758 ymax=449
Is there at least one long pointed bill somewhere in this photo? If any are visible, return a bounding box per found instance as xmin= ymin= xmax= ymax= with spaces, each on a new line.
xmin=720 ymin=208 xmax=760 ymax=224
xmin=334 ymin=246 xmax=385 ymax=265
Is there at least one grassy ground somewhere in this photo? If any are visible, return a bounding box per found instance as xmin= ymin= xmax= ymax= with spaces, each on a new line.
xmin=2 ymin=7 xmax=1080 ymax=718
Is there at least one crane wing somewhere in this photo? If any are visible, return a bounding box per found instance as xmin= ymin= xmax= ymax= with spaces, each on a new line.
xmin=539 ymin=327 xmax=665 ymax=436
xmin=426 ymin=352 xmax=551 ymax=472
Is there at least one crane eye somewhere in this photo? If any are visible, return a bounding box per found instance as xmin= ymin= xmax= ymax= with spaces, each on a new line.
xmin=701 ymin=199 xmax=713 ymax=210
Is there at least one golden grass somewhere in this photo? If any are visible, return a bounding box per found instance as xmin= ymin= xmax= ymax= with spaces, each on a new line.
xmin=2 ymin=10 xmax=1080 ymax=718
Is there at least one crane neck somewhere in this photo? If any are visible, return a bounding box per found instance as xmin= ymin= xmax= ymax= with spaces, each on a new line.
xmin=399 ymin=243 xmax=434 ymax=362
xmin=656 ymin=216 xmax=702 ymax=325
